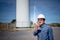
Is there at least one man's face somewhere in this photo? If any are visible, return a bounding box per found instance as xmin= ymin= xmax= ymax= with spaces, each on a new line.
xmin=37 ymin=18 xmax=45 ymax=25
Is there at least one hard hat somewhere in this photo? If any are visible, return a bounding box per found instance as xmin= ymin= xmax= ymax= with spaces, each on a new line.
xmin=37 ymin=14 xmax=45 ymax=19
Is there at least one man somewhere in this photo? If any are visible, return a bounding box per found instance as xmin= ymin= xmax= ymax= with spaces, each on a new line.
xmin=33 ymin=14 xmax=54 ymax=40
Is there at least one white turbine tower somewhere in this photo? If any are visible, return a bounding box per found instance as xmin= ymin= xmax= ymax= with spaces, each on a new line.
xmin=16 ymin=0 xmax=30 ymax=27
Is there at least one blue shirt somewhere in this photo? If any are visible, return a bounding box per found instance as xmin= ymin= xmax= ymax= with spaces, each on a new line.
xmin=33 ymin=23 xmax=54 ymax=40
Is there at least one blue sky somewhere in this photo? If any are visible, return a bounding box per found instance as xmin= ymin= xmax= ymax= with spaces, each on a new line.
xmin=0 ymin=0 xmax=60 ymax=24
xmin=0 ymin=0 xmax=16 ymax=23
xmin=30 ymin=0 xmax=60 ymax=24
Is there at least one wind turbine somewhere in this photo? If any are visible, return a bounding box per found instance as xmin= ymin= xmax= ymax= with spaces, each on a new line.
xmin=33 ymin=0 xmax=37 ymax=24
xmin=33 ymin=5 xmax=36 ymax=24
xmin=33 ymin=0 xmax=37 ymax=27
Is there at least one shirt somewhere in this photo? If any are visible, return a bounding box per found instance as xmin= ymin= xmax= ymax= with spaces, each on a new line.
xmin=33 ymin=23 xmax=54 ymax=40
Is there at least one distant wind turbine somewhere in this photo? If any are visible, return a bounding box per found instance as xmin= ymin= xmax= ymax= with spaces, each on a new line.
xmin=33 ymin=5 xmax=36 ymax=23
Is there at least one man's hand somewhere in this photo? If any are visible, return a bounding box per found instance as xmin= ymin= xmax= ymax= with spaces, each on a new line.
xmin=35 ymin=22 xmax=42 ymax=32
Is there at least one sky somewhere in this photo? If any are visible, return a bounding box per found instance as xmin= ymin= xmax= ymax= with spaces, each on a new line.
xmin=30 ymin=0 xmax=60 ymax=24
xmin=0 ymin=0 xmax=60 ymax=24
xmin=0 ymin=0 xmax=16 ymax=23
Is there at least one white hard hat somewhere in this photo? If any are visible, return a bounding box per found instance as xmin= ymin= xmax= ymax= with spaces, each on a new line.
xmin=37 ymin=14 xmax=45 ymax=19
